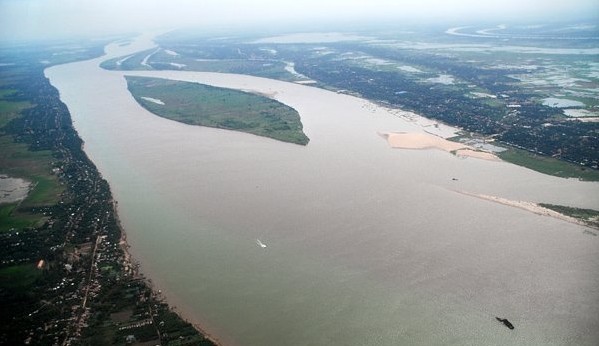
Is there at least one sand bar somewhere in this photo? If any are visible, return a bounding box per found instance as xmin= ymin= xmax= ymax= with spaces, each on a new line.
xmin=380 ymin=132 xmax=499 ymax=161
xmin=455 ymin=149 xmax=501 ymax=161
xmin=382 ymin=132 xmax=465 ymax=151
xmin=46 ymin=33 xmax=599 ymax=345
xmin=140 ymin=96 xmax=165 ymax=105
xmin=454 ymin=190 xmax=593 ymax=229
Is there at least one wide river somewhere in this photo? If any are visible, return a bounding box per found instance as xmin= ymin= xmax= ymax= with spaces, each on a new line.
xmin=47 ymin=34 xmax=599 ymax=345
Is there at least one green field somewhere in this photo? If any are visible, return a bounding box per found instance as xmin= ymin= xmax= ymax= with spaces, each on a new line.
xmin=498 ymin=147 xmax=599 ymax=181
xmin=0 ymin=263 xmax=41 ymax=290
xmin=0 ymin=89 xmax=32 ymax=128
xmin=0 ymin=136 xmax=63 ymax=204
xmin=0 ymin=136 xmax=60 ymax=231
xmin=0 ymin=90 xmax=63 ymax=231
xmin=126 ymin=76 xmax=309 ymax=145
xmin=0 ymin=203 xmax=45 ymax=231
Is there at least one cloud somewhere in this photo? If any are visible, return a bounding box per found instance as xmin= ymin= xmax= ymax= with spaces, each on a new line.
xmin=1 ymin=0 xmax=597 ymax=41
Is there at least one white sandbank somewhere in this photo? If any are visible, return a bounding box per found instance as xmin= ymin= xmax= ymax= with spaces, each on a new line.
xmin=141 ymin=49 xmax=160 ymax=67
xmin=46 ymin=33 xmax=599 ymax=345
xmin=140 ymin=97 xmax=165 ymax=105
xmin=116 ymin=55 xmax=133 ymax=66
xmin=454 ymin=190 xmax=592 ymax=229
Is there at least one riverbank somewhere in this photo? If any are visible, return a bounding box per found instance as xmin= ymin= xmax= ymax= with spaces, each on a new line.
xmin=0 ymin=35 xmax=222 ymax=344
xmin=452 ymin=190 xmax=595 ymax=230
xmin=116 ymin=200 xmax=223 ymax=345
xmin=46 ymin=32 xmax=599 ymax=345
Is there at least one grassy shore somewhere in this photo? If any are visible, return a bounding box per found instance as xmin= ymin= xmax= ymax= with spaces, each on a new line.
xmin=498 ymin=147 xmax=599 ymax=182
xmin=126 ymin=76 xmax=309 ymax=145
xmin=538 ymin=203 xmax=599 ymax=230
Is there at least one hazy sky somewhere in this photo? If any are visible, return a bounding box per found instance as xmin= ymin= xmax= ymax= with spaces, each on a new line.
xmin=1 ymin=0 xmax=598 ymax=41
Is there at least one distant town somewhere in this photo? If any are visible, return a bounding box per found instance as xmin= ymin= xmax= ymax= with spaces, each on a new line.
xmin=103 ymin=26 xmax=598 ymax=177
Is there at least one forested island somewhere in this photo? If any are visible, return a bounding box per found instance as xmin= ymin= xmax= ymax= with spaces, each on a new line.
xmin=2 ymin=23 xmax=598 ymax=345
xmin=103 ymin=27 xmax=599 ymax=180
xmin=126 ymin=76 xmax=309 ymax=145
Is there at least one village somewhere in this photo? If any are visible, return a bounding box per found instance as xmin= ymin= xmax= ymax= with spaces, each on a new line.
xmin=0 ymin=45 xmax=215 ymax=345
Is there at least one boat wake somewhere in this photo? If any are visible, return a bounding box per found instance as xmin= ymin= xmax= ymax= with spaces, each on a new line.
xmin=256 ymin=239 xmax=267 ymax=248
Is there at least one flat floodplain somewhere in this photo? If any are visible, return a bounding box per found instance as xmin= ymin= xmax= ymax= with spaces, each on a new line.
xmin=126 ymin=76 xmax=309 ymax=145
xmin=46 ymin=34 xmax=599 ymax=346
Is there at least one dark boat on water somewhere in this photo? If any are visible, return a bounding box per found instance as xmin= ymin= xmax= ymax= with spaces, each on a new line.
xmin=496 ymin=317 xmax=515 ymax=330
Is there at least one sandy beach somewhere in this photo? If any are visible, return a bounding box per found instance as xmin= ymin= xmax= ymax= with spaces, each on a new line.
xmin=46 ymin=33 xmax=599 ymax=345
xmin=140 ymin=96 xmax=165 ymax=105
xmin=453 ymin=190 xmax=594 ymax=230
xmin=455 ymin=148 xmax=501 ymax=161
xmin=380 ymin=132 xmax=500 ymax=161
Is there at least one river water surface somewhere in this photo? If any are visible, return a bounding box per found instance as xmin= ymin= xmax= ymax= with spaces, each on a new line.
xmin=46 ymin=34 xmax=599 ymax=346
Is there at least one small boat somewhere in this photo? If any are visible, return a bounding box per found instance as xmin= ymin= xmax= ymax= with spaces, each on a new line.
xmin=495 ymin=317 xmax=514 ymax=330
xmin=256 ymin=239 xmax=267 ymax=248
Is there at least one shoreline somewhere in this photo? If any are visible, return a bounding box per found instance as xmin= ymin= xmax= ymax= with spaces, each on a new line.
xmin=379 ymin=131 xmax=500 ymax=161
xmin=114 ymin=200 xmax=224 ymax=346
xmin=45 ymin=32 xmax=599 ymax=345
xmin=46 ymin=32 xmax=227 ymax=346
xmin=452 ymin=189 xmax=593 ymax=230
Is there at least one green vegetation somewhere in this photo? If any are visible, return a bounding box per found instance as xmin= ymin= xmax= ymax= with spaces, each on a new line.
xmin=101 ymin=48 xmax=302 ymax=81
xmin=126 ymin=76 xmax=309 ymax=145
xmin=0 ymin=90 xmax=63 ymax=232
xmin=0 ymin=136 xmax=62 ymax=231
xmin=447 ymin=134 xmax=599 ymax=181
xmin=539 ymin=203 xmax=599 ymax=229
xmin=0 ymin=89 xmax=32 ymax=128
xmin=498 ymin=147 xmax=599 ymax=181
xmin=0 ymin=263 xmax=41 ymax=290
xmin=1 ymin=42 xmax=216 ymax=345
xmin=81 ymin=279 xmax=215 ymax=346
xmin=105 ymin=28 xmax=599 ymax=171
xmin=0 ymin=203 xmax=44 ymax=231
